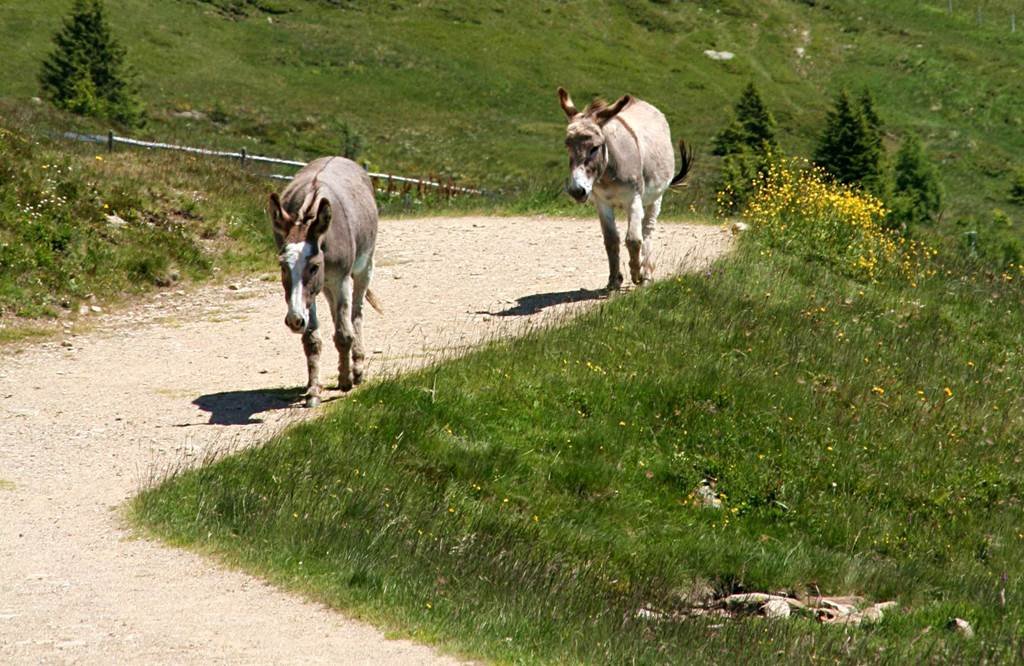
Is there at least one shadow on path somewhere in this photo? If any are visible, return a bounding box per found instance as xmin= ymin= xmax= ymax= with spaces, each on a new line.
xmin=484 ymin=288 xmax=606 ymax=317
xmin=192 ymin=387 xmax=305 ymax=425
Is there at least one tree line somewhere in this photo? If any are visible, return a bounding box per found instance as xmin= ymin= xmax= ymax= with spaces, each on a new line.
xmin=714 ymin=82 xmax=943 ymax=234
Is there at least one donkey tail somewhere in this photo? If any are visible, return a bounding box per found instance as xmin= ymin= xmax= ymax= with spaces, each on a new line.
xmin=669 ymin=139 xmax=695 ymax=189
xmin=365 ymin=288 xmax=384 ymax=315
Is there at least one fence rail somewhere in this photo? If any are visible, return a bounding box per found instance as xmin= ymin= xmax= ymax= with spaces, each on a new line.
xmin=60 ymin=131 xmax=483 ymax=196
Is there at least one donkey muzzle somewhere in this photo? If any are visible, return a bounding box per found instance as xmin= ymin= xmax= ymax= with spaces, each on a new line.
xmin=565 ymin=181 xmax=589 ymax=203
xmin=284 ymin=312 xmax=306 ymax=333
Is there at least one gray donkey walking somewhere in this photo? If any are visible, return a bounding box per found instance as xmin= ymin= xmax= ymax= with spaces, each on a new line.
xmin=268 ymin=156 xmax=382 ymax=408
xmin=558 ymin=87 xmax=692 ymax=290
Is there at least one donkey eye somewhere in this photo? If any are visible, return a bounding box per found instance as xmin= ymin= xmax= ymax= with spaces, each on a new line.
xmin=588 ymin=145 xmax=600 ymax=160
xmin=308 ymin=264 xmax=319 ymax=275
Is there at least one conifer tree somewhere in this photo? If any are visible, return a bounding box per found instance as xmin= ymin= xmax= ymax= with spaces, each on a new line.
xmin=39 ymin=0 xmax=144 ymax=126
xmin=712 ymin=82 xmax=777 ymax=156
xmin=813 ymin=89 xmax=883 ymax=196
xmin=713 ymin=83 xmax=779 ymax=213
xmin=890 ymin=133 xmax=942 ymax=230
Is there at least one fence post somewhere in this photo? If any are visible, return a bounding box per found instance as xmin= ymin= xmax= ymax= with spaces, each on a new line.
xmin=107 ymin=130 xmax=114 ymax=153
xmin=1013 ymin=13 xmax=1016 ymax=32
xmin=240 ymin=147 xmax=247 ymax=167
xmin=947 ymin=0 xmax=952 ymax=14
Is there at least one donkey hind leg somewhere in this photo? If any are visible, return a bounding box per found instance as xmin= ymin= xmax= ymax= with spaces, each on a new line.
xmin=301 ymin=299 xmax=323 ymax=407
xmin=624 ymin=195 xmax=645 ymax=285
xmin=331 ymin=275 xmax=357 ymax=391
xmin=597 ymin=202 xmax=623 ymax=291
xmin=350 ymin=256 xmax=373 ymax=386
xmin=640 ymin=197 xmax=662 ymax=283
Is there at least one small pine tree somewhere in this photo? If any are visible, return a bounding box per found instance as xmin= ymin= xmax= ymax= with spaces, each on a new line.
xmin=859 ymin=89 xmax=882 ymax=146
xmin=711 ymin=119 xmax=746 ymax=158
xmin=813 ymin=89 xmax=884 ymax=196
xmin=713 ymin=83 xmax=779 ymax=213
xmin=889 ymin=133 xmax=942 ymax=230
xmin=712 ymin=82 xmax=777 ymax=156
xmin=39 ymin=0 xmax=144 ymax=126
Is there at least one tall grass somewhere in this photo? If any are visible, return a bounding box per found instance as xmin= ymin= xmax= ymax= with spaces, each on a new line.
xmin=134 ymin=176 xmax=1024 ymax=662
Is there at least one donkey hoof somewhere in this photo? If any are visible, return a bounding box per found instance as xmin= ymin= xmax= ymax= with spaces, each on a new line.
xmin=352 ymin=370 xmax=364 ymax=386
xmin=606 ymin=274 xmax=624 ymax=291
xmin=338 ymin=380 xmax=354 ymax=392
xmin=305 ymin=395 xmax=321 ymax=408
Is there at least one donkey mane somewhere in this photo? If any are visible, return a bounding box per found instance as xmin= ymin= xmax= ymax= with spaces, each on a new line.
xmin=294 ymin=157 xmax=338 ymax=221
xmin=583 ymin=98 xmax=610 ymax=116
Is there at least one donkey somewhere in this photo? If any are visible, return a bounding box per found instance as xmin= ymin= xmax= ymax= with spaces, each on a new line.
xmin=558 ymin=87 xmax=692 ymax=290
xmin=268 ymin=156 xmax=382 ymax=408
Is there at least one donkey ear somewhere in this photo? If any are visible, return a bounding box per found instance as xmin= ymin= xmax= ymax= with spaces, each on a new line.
xmin=308 ymin=197 xmax=332 ymax=244
xmin=268 ymin=192 xmax=290 ymax=245
xmin=594 ymin=94 xmax=632 ymax=126
xmin=557 ymin=87 xmax=579 ymax=119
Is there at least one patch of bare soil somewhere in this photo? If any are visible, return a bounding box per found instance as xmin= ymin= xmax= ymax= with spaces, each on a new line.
xmin=0 ymin=216 xmax=730 ymax=664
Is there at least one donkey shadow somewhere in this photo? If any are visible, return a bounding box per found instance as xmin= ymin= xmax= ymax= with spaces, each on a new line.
xmin=191 ymin=386 xmax=306 ymax=425
xmin=483 ymin=288 xmax=606 ymax=317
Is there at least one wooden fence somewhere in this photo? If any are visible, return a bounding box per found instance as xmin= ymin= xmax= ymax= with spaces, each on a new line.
xmin=61 ymin=130 xmax=483 ymax=198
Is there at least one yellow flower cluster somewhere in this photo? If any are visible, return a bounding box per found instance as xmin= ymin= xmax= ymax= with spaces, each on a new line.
xmin=737 ymin=158 xmax=936 ymax=283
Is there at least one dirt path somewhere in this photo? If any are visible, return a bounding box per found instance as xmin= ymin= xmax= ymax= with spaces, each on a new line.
xmin=0 ymin=216 xmax=729 ymax=664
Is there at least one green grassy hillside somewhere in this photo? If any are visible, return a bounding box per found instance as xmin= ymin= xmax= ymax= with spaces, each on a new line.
xmin=4 ymin=1 xmax=1024 ymax=232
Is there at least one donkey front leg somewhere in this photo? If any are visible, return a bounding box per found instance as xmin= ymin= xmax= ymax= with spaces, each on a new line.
xmin=597 ymin=201 xmax=623 ymax=291
xmin=624 ymin=195 xmax=645 ymax=285
xmin=331 ymin=275 xmax=357 ymax=391
xmin=301 ymin=299 xmax=323 ymax=408
xmin=640 ymin=197 xmax=662 ymax=283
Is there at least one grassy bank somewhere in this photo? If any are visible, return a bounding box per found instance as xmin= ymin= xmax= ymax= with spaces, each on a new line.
xmin=132 ymin=224 xmax=1024 ymax=662
xmin=0 ymin=105 xmax=277 ymax=319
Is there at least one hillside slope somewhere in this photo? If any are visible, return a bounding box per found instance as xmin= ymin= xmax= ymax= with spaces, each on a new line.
xmin=3 ymin=0 xmax=1024 ymax=234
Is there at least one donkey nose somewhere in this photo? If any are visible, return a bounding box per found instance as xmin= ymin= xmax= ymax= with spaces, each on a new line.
xmin=285 ymin=313 xmax=306 ymax=332
xmin=566 ymin=183 xmax=587 ymax=202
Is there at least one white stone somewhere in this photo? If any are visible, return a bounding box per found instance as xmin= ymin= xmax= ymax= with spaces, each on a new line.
xmin=949 ymin=617 xmax=974 ymax=639
xmin=694 ymin=482 xmax=722 ymax=509
xmin=761 ymin=599 xmax=791 ymax=619
xmin=704 ymin=49 xmax=735 ymax=61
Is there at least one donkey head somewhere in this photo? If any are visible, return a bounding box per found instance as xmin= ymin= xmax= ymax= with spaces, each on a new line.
xmin=268 ymin=192 xmax=330 ymax=334
xmin=558 ymin=87 xmax=631 ymax=203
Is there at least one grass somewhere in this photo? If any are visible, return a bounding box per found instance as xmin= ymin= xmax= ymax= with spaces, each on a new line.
xmin=0 ymin=323 xmax=51 ymax=345
xmin=0 ymin=103 xmax=276 ymax=319
xmin=4 ymin=1 xmax=1024 ymax=232
xmin=132 ymin=226 xmax=1024 ymax=662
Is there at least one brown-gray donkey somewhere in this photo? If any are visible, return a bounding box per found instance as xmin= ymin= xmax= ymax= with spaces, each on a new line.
xmin=558 ymin=87 xmax=692 ymax=290
xmin=268 ymin=156 xmax=382 ymax=408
